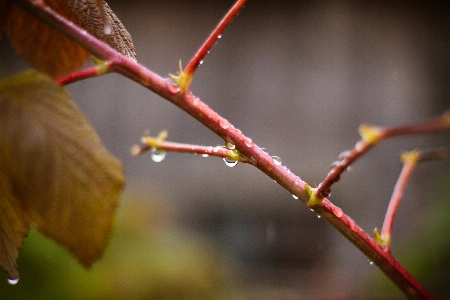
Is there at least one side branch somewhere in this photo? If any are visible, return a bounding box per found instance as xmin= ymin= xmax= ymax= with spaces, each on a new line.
xmin=317 ymin=112 xmax=450 ymax=198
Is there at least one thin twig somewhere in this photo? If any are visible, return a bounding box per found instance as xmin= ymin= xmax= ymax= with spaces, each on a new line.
xmin=376 ymin=148 xmax=447 ymax=253
xmin=55 ymin=60 xmax=114 ymax=85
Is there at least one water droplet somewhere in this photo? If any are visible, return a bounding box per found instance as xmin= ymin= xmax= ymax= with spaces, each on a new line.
xmin=151 ymin=148 xmax=166 ymax=162
xmin=192 ymin=97 xmax=199 ymax=106
xmin=199 ymin=60 xmax=204 ymax=65
xmin=219 ymin=118 xmax=230 ymax=129
xmin=218 ymin=34 xmax=222 ymax=39
xmin=310 ymin=209 xmax=314 ymax=212
xmin=292 ymin=194 xmax=298 ymax=200
xmin=226 ymin=142 xmax=235 ymax=150
xmin=223 ymin=157 xmax=238 ymax=167
xmin=338 ymin=150 xmax=351 ymax=160
xmin=272 ymin=156 xmax=282 ymax=165
xmin=244 ymin=137 xmax=253 ymax=147
xmin=201 ymin=154 xmax=209 ymax=157
xmin=317 ymin=215 xmax=321 ymax=218
xmin=330 ymin=161 xmax=340 ymax=169
xmin=8 ymin=278 xmax=18 ymax=285
xmin=104 ymin=25 xmax=112 ymax=35
xmin=369 ymin=261 xmax=374 ymax=266
xmin=168 ymin=82 xmax=180 ymax=94
xmin=212 ymin=146 xmax=221 ymax=153
xmin=347 ymin=166 xmax=353 ymax=172
xmin=334 ymin=207 xmax=344 ymax=217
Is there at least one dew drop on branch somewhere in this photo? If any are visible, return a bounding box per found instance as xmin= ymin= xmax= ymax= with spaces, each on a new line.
xmin=244 ymin=137 xmax=253 ymax=148
xmin=292 ymin=194 xmax=298 ymax=200
xmin=272 ymin=156 xmax=282 ymax=165
xmin=219 ymin=118 xmax=230 ymax=129
xmin=223 ymin=157 xmax=238 ymax=167
xmin=151 ymin=148 xmax=166 ymax=162
xmin=226 ymin=142 xmax=235 ymax=150
xmin=7 ymin=278 xmax=19 ymax=285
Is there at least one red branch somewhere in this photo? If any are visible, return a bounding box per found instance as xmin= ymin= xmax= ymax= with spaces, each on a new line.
xmin=55 ymin=60 xmax=114 ymax=85
xmin=379 ymin=148 xmax=447 ymax=253
xmin=184 ymin=0 xmax=247 ymax=77
xmin=317 ymin=114 xmax=450 ymax=198
xmin=12 ymin=0 xmax=445 ymax=298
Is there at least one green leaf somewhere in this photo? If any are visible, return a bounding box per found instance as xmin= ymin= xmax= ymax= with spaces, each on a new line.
xmin=0 ymin=71 xmax=125 ymax=278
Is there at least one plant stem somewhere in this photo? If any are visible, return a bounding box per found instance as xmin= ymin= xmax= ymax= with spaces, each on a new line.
xmin=12 ymin=0 xmax=441 ymax=298
xmin=317 ymin=113 xmax=450 ymax=198
xmin=184 ymin=0 xmax=247 ymax=77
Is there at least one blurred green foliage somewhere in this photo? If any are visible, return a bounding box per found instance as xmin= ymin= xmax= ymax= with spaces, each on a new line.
xmin=0 ymin=194 xmax=234 ymax=299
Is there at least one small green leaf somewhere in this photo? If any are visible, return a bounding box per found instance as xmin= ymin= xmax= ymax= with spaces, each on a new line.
xmin=0 ymin=71 xmax=125 ymax=277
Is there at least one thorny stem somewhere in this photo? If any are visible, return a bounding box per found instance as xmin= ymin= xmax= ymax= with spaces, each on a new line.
xmin=375 ymin=148 xmax=447 ymax=253
xmin=317 ymin=113 xmax=450 ymax=199
xmin=12 ymin=0 xmax=446 ymax=298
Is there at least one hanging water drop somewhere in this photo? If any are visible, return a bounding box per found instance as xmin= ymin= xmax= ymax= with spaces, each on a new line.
xmin=317 ymin=214 xmax=321 ymax=218
xmin=201 ymin=154 xmax=209 ymax=158
xmin=369 ymin=261 xmax=374 ymax=266
xmin=8 ymin=278 xmax=18 ymax=285
xmin=223 ymin=157 xmax=238 ymax=167
xmin=151 ymin=148 xmax=166 ymax=162
xmin=199 ymin=60 xmax=204 ymax=65
xmin=272 ymin=156 xmax=282 ymax=165
xmin=292 ymin=194 xmax=298 ymax=200
xmin=218 ymin=34 xmax=222 ymax=39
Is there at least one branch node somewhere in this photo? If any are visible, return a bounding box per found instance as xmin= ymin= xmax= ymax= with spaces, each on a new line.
xmin=306 ymin=184 xmax=324 ymax=208
xmin=169 ymin=60 xmax=193 ymax=94
xmin=359 ymin=124 xmax=382 ymax=144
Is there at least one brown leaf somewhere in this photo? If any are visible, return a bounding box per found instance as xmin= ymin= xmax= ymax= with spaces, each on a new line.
xmin=0 ymin=0 xmax=11 ymax=40
xmin=0 ymin=71 xmax=125 ymax=272
xmin=65 ymin=0 xmax=137 ymax=61
xmin=0 ymin=171 xmax=30 ymax=280
xmin=7 ymin=0 xmax=91 ymax=78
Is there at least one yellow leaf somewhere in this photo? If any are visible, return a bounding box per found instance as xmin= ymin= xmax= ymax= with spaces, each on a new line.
xmin=0 ymin=71 xmax=125 ymax=275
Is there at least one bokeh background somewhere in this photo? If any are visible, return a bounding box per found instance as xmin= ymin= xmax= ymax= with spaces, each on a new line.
xmin=1 ymin=0 xmax=450 ymax=298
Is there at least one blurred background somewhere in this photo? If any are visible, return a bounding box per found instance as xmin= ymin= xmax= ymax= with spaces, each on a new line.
xmin=1 ymin=0 xmax=450 ymax=298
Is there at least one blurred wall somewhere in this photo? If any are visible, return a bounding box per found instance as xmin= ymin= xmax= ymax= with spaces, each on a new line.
xmin=2 ymin=0 xmax=450 ymax=298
